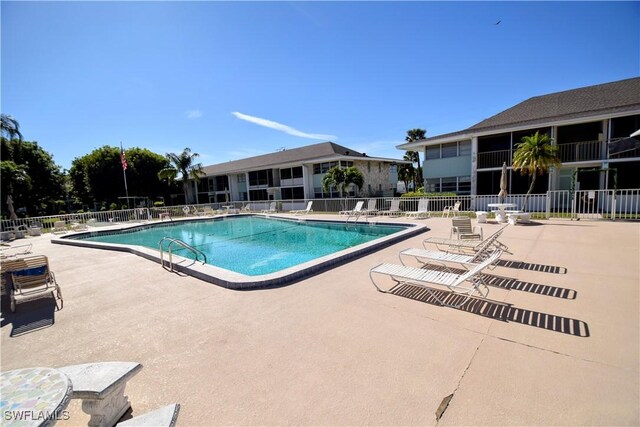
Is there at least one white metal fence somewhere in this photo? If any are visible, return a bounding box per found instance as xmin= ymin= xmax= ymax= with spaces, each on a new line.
xmin=2 ymin=189 xmax=639 ymax=237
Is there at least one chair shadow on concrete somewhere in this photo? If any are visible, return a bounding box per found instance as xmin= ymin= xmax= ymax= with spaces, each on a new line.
xmin=494 ymin=259 xmax=568 ymax=274
xmin=0 ymin=297 xmax=56 ymax=337
xmin=419 ymin=263 xmax=576 ymax=300
xmin=389 ymin=283 xmax=589 ymax=337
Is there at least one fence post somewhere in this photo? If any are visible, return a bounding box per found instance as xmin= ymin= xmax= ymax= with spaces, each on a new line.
xmin=611 ymin=190 xmax=616 ymax=221
xmin=545 ymin=191 xmax=551 ymax=219
xmin=571 ymin=191 xmax=576 ymax=220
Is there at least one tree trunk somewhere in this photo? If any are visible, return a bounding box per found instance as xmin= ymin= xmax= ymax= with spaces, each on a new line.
xmin=523 ymin=173 xmax=537 ymax=212
xmin=182 ymin=182 xmax=190 ymax=205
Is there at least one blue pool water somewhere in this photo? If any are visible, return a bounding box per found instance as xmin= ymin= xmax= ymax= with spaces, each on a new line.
xmin=71 ymin=216 xmax=407 ymax=276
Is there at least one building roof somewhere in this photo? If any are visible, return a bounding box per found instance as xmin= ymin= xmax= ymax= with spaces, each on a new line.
xmin=201 ymin=141 xmax=405 ymax=176
xmin=399 ymin=77 xmax=640 ymax=148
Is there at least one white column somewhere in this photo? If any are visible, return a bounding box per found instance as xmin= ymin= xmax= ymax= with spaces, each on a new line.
xmin=471 ymin=136 xmax=478 ymax=196
xmin=549 ymin=126 xmax=557 ymax=191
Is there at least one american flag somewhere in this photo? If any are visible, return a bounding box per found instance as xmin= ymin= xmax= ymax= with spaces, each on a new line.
xmin=120 ymin=148 xmax=128 ymax=171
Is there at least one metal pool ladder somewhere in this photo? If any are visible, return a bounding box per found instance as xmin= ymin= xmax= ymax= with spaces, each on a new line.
xmin=159 ymin=237 xmax=207 ymax=272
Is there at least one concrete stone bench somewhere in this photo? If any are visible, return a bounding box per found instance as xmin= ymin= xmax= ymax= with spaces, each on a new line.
xmin=58 ymin=362 xmax=143 ymax=427
xmin=506 ymin=211 xmax=531 ymax=225
xmin=475 ymin=211 xmax=488 ymax=223
xmin=117 ymin=403 xmax=180 ymax=427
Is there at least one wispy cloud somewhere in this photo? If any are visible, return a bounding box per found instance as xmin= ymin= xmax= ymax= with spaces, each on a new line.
xmin=232 ymin=112 xmax=336 ymax=140
xmin=185 ymin=109 xmax=203 ymax=119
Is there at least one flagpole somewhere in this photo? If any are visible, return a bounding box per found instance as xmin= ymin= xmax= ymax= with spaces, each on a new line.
xmin=120 ymin=141 xmax=130 ymax=209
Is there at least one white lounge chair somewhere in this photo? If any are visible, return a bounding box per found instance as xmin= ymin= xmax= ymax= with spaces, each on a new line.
xmin=399 ymin=228 xmax=505 ymax=269
xmin=404 ymin=198 xmax=431 ymax=218
xmin=450 ymin=216 xmax=483 ymax=240
xmin=202 ymin=206 xmax=216 ymax=216
xmin=443 ymin=201 xmax=461 ymax=218
xmin=363 ymin=199 xmax=379 ymax=216
xmin=0 ymin=242 xmax=33 ymax=259
xmin=380 ymin=199 xmax=401 ymax=216
xmin=339 ymin=201 xmax=364 ymax=216
xmin=71 ymin=222 xmax=89 ymax=231
xmin=424 ymin=225 xmax=510 ymax=254
xmin=52 ymin=220 xmax=67 ymax=234
xmin=290 ymin=201 xmax=313 ymax=215
xmin=261 ymin=201 xmax=277 ymax=214
xmin=369 ymin=249 xmax=503 ymax=308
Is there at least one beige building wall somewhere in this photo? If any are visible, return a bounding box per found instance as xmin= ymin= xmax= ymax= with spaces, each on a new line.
xmin=353 ymin=160 xmax=396 ymax=197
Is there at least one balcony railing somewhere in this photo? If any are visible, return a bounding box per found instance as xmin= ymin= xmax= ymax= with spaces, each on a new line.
xmin=477 ymin=149 xmax=511 ymax=169
xmin=557 ymin=140 xmax=604 ymax=163
xmin=477 ymin=140 xmax=611 ymax=169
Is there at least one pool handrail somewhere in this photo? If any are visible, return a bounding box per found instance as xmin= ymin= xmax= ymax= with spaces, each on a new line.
xmin=159 ymin=237 xmax=207 ymax=272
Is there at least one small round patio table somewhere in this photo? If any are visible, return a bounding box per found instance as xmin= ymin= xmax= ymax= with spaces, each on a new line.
xmin=0 ymin=367 xmax=73 ymax=427
xmin=487 ymin=203 xmax=516 ymax=223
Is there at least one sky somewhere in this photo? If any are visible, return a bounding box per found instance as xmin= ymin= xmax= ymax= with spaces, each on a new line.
xmin=2 ymin=1 xmax=639 ymax=171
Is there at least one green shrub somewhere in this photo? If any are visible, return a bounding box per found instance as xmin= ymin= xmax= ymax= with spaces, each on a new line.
xmin=109 ymin=203 xmax=118 ymax=211
xmin=154 ymin=201 xmax=165 ymax=207
xmin=401 ymin=191 xmax=457 ymax=198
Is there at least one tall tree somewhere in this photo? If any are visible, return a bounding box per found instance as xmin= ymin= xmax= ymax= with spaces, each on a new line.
xmin=157 ymin=148 xmax=204 ymax=204
xmin=403 ymin=152 xmax=419 ymax=189
xmin=1 ymin=114 xmax=23 ymax=141
xmin=344 ymin=166 xmax=364 ymax=195
xmin=322 ymin=166 xmax=346 ymax=198
xmin=397 ymin=162 xmax=415 ymax=192
xmin=512 ymin=131 xmax=561 ymax=211
xmin=71 ymin=146 xmax=172 ymax=208
xmin=322 ymin=165 xmax=364 ymax=198
xmin=405 ymin=128 xmax=427 ymax=185
xmin=1 ymin=138 xmax=64 ymax=216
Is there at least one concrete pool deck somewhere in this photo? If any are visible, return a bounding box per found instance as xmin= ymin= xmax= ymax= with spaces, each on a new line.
xmin=1 ymin=215 xmax=639 ymax=426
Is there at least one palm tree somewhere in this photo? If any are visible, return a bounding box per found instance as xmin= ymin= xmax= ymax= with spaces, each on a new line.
xmin=322 ymin=166 xmax=346 ymax=197
xmin=397 ymin=163 xmax=415 ymax=192
xmin=322 ymin=166 xmax=364 ymax=198
xmin=157 ymin=148 xmax=204 ymax=204
xmin=405 ymin=128 xmax=427 ymax=185
xmin=344 ymin=166 xmax=364 ymax=195
xmin=1 ymin=114 xmax=23 ymax=141
xmin=403 ymin=152 xmax=419 ymax=189
xmin=512 ymin=131 xmax=561 ymax=211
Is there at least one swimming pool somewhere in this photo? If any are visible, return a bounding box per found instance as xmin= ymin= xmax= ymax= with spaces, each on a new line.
xmin=55 ymin=215 xmax=427 ymax=289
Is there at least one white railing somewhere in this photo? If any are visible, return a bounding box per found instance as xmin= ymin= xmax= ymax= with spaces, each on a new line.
xmin=2 ymin=190 xmax=639 ymax=236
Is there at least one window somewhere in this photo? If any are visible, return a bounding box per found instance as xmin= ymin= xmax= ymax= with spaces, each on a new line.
xmin=378 ymin=162 xmax=382 ymax=173
xmin=237 ymin=174 xmax=246 ymax=183
xmin=280 ymin=166 xmax=303 ymax=183
xmin=281 ymin=187 xmax=305 ymax=199
xmin=248 ymin=170 xmax=271 ymax=187
xmin=426 ymin=145 xmax=440 ymax=160
xmin=426 ymin=141 xmax=471 ymax=160
xmin=458 ymin=176 xmax=471 ymax=195
xmin=249 ymin=189 xmax=268 ymax=200
xmin=459 ymin=141 xmax=471 ymax=156
xmin=280 ymin=168 xmax=292 ymax=180
xmin=425 ymin=179 xmax=439 ymax=193
xmin=441 ymin=177 xmax=458 ymax=192
xmin=215 ymin=175 xmax=229 ymax=190
xmin=441 ymin=143 xmax=458 ymax=158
